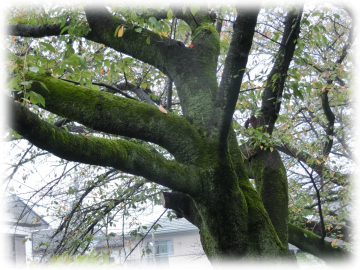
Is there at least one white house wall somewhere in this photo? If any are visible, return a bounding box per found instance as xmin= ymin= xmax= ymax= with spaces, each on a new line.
xmin=101 ymin=231 xmax=212 ymax=269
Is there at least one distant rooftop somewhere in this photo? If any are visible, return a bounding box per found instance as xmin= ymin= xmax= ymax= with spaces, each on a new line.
xmin=142 ymin=217 xmax=199 ymax=235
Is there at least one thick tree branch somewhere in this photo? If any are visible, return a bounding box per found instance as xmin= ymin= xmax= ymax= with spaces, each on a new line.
xmin=7 ymin=22 xmax=69 ymax=37
xmin=83 ymin=6 xmax=185 ymax=77
xmin=288 ymin=223 xmax=351 ymax=263
xmin=160 ymin=191 xmax=201 ymax=228
xmin=59 ymin=78 xmax=140 ymax=101
xmin=321 ymin=90 xmax=335 ymax=156
xmin=141 ymin=5 xmax=216 ymax=32
xmin=259 ymin=7 xmax=303 ymax=134
xmin=7 ymin=97 xmax=201 ymax=196
xmin=208 ymin=7 xmax=259 ymax=145
xmin=320 ymin=12 xmax=355 ymax=157
xmin=21 ymin=71 xmax=203 ymax=164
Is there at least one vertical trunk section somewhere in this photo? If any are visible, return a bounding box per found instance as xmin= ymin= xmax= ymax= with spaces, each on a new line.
xmin=250 ymin=149 xmax=289 ymax=246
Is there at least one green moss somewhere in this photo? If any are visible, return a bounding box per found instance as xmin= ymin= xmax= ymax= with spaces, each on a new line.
xmin=193 ymin=24 xmax=219 ymax=41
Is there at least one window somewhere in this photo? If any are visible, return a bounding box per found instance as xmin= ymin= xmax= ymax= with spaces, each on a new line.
xmin=0 ymin=234 xmax=26 ymax=268
xmin=147 ymin=240 xmax=174 ymax=268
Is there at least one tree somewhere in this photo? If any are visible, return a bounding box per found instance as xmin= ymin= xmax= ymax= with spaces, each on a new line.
xmin=4 ymin=2 xmax=354 ymax=266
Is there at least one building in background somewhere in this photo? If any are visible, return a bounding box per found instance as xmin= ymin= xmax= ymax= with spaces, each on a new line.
xmin=2 ymin=195 xmax=49 ymax=267
xmin=96 ymin=217 xmax=212 ymax=269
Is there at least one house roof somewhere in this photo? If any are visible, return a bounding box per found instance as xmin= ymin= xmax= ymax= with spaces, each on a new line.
xmin=4 ymin=194 xmax=50 ymax=231
xmin=141 ymin=216 xmax=199 ymax=235
xmin=94 ymin=231 xmax=124 ymax=249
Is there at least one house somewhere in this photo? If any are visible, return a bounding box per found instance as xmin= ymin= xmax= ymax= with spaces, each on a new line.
xmin=2 ymin=194 xmax=49 ymax=267
xmin=100 ymin=216 xmax=212 ymax=267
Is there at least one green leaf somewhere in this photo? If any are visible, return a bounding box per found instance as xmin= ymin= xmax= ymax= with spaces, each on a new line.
xmin=40 ymin=42 xmax=56 ymax=53
xmin=167 ymin=9 xmax=173 ymax=19
xmin=29 ymin=92 xmax=45 ymax=107
xmin=306 ymin=85 xmax=312 ymax=93
xmin=60 ymin=26 xmax=69 ymax=35
xmin=135 ymin=27 xmax=142 ymax=33
xmin=148 ymin=16 xmax=157 ymax=25
xmin=315 ymin=82 xmax=323 ymax=89
xmin=190 ymin=5 xmax=200 ymax=16
xmin=322 ymin=35 xmax=327 ymax=45
xmin=39 ymin=81 xmax=50 ymax=92
xmin=114 ymin=25 xmax=121 ymax=37
xmin=146 ymin=37 xmax=150 ymax=45
xmin=29 ymin=66 xmax=39 ymax=73
xmin=131 ymin=10 xmax=138 ymax=21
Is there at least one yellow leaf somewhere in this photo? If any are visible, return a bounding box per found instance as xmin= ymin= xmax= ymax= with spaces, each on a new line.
xmin=270 ymin=147 xmax=273 ymax=152
xmin=316 ymin=159 xmax=321 ymax=164
xmin=235 ymin=102 xmax=238 ymax=108
xmin=118 ymin=25 xmax=124 ymax=37
xmin=260 ymin=145 xmax=263 ymax=150
xmin=158 ymin=104 xmax=168 ymax=114
xmin=321 ymin=85 xmax=326 ymax=92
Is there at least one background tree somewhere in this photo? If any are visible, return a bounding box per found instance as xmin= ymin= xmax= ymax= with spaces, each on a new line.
xmin=3 ymin=2 xmax=355 ymax=265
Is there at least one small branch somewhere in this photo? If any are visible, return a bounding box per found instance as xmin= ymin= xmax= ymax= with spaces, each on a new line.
xmin=255 ymin=30 xmax=283 ymax=46
xmin=59 ymin=78 xmax=138 ymax=101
